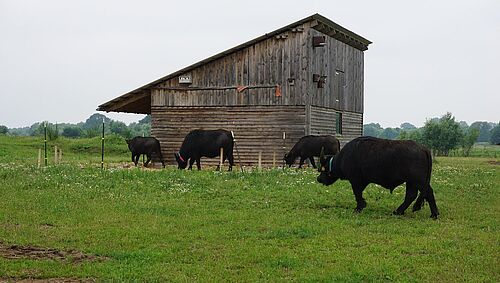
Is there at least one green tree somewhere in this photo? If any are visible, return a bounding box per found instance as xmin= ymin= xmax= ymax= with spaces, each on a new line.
xmin=363 ymin=123 xmax=383 ymax=137
xmin=379 ymin=127 xmax=401 ymax=140
xmin=470 ymin=122 xmax=493 ymax=142
xmin=138 ymin=115 xmax=151 ymax=124
xmin=62 ymin=126 xmax=83 ymax=138
xmin=110 ymin=121 xmax=131 ymax=138
xmin=490 ymin=123 xmax=500 ymax=145
xmin=83 ymin=113 xmax=111 ymax=130
xmin=461 ymin=128 xmax=479 ymax=156
xmin=0 ymin=125 xmax=7 ymax=134
xmin=400 ymin=122 xmax=417 ymax=131
xmin=422 ymin=112 xmax=463 ymax=156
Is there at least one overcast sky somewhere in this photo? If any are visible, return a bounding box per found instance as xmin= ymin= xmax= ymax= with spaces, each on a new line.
xmin=1 ymin=0 xmax=498 ymax=128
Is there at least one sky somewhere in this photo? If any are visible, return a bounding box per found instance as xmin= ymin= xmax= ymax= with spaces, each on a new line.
xmin=0 ymin=0 xmax=499 ymax=128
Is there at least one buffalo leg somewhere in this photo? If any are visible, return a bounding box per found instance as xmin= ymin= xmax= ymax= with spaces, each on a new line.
xmin=309 ymin=157 xmax=317 ymax=169
xmin=133 ymin=154 xmax=140 ymax=166
xmin=412 ymin=192 xmax=425 ymax=212
xmin=394 ymin=183 xmax=418 ymax=215
xmin=424 ymin=185 xmax=439 ymax=219
xmin=144 ymin=154 xmax=152 ymax=167
xmin=188 ymin=158 xmax=195 ymax=170
xmin=195 ymin=158 xmax=201 ymax=170
xmin=298 ymin=157 xmax=306 ymax=169
xmin=227 ymin=152 xmax=234 ymax=171
xmin=350 ymin=181 xmax=368 ymax=213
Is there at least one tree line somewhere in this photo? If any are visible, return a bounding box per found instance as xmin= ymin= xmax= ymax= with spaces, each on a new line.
xmin=363 ymin=112 xmax=500 ymax=156
xmin=1 ymin=113 xmax=151 ymax=139
xmin=1 ymin=112 xmax=499 ymax=157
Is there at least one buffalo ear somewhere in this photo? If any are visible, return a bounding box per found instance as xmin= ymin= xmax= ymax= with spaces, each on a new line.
xmin=319 ymin=147 xmax=325 ymax=165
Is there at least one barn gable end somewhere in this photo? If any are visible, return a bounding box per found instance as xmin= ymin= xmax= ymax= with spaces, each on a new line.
xmin=98 ymin=13 xmax=371 ymax=167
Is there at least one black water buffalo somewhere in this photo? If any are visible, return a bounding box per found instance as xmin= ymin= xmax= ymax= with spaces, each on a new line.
xmin=284 ymin=135 xmax=340 ymax=168
xmin=126 ymin=136 xmax=165 ymax=168
xmin=174 ymin=129 xmax=234 ymax=170
xmin=317 ymin=136 xmax=439 ymax=218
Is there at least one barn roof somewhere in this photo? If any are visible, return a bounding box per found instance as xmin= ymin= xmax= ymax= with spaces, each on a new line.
xmin=97 ymin=13 xmax=372 ymax=114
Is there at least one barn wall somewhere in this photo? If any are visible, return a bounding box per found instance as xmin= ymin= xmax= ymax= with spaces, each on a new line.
xmin=308 ymin=29 xmax=364 ymax=113
xmin=309 ymin=106 xmax=363 ymax=147
xmin=152 ymin=22 xmax=314 ymax=107
xmin=151 ymin=106 xmax=306 ymax=167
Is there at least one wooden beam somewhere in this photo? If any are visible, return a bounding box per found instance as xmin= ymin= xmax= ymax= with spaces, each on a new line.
xmin=153 ymin=85 xmax=277 ymax=91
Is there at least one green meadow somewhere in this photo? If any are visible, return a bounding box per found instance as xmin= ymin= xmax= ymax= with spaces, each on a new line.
xmin=0 ymin=135 xmax=499 ymax=282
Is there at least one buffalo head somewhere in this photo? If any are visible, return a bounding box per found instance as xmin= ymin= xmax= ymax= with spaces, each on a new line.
xmin=317 ymin=147 xmax=340 ymax=186
xmin=283 ymin=153 xmax=295 ymax=167
xmin=174 ymin=152 xmax=188 ymax=169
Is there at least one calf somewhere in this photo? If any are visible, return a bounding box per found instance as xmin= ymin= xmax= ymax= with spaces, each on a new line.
xmin=317 ymin=136 xmax=439 ymax=218
xmin=175 ymin=129 xmax=234 ymax=170
xmin=284 ymin=135 xmax=340 ymax=168
xmin=126 ymin=136 xmax=165 ymax=168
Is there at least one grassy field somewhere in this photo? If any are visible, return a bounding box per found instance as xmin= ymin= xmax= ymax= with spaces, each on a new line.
xmin=0 ymin=135 xmax=499 ymax=282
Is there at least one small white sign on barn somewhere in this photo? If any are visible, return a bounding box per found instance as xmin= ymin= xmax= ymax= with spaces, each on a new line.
xmin=178 ymin=74 xmax=192 ymax=84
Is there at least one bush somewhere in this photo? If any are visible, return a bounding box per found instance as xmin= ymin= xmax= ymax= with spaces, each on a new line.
xmin=421 ymin=112 xmax=463 ymax=156
xmin=62 ymin=126 xmax=83 ymax=138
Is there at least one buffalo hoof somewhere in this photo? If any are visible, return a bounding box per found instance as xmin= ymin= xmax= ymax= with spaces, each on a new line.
xmin=354 ymin=207 xmax=364 ymax=213
xmin=393 ymin=210 xmax=404 ymax=216
xmin=430 ymin=214 xmax=438 ymax=219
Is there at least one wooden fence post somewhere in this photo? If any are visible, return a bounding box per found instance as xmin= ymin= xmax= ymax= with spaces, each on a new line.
xmin=37 ymin=148 xmax=41 ymax=169
xmin=54 ymin=146 xmax=58 ymax=165
xmin=59 ymin=149 xmax=62 ymax=164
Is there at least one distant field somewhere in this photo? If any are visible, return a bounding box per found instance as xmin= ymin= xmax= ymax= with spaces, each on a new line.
xmin=0 ymin=135 xmax=499 ymax=281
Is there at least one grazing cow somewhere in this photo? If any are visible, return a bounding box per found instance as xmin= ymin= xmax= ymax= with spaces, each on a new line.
xmin=317 ymin=136 xmax=439 ymax=218
xmin=175 ymin=129 xmax=234 ymax=170
xmin=126 ymin=137 xmax=165 ymax=168
xmin=284 ymin=135 xmax=340 ymax=168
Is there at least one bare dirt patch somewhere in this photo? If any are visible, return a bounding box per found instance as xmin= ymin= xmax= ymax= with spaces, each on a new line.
xmin=1 ymin=278 xmax=95 ymax=282
xmin=0 ymin=242 xmax=107 ymax=263
xmin=487 ymin=160 xmax=500 ymax=165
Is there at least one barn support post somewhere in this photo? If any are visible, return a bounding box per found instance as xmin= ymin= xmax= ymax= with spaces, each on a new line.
xmin=282 ymin=132 xmax=286 ymax=170
xmin=219 ymin=147 xmax=224 ymax=171
xmin=273 ymin=152 xmax=276 ymax=168
xmin=258 ymin=151 xmax=262 ymax=171
xmin=101 ymin=119 xmax=105 ymax=169
xmin=44 ymin=122 xmax=47 ymax=167
xmin=142 ymin=133 xmax=145 ymax=165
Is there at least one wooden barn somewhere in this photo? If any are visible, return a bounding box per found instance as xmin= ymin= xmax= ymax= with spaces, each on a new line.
xmin=98 ymin=13 xmax=371 ymax=167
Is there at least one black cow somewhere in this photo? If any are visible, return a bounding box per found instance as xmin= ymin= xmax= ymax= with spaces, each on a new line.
xmin=126 ymin=136 xmax=165 ymax=168
xmin=317 ymin=136 xmax=439 ymax=218
xmin=174 ymin=129 xmax=235 ymax=170
xmin=284 ymin=135 xmax=340 ymax=168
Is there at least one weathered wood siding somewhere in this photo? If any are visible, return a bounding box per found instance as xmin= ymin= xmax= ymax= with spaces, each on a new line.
xmin=309 ymin=106 xmax=363 ymax=146
xmin=150 ymin=21 xmax=364 ymax=114
xmin=152 ymin=22 xmax=313 ymax=107
xmin=151 ymin=106 xmax=306 ymax=167
xmin=308 ymin=29 xmax=364 ymax=113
